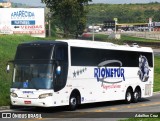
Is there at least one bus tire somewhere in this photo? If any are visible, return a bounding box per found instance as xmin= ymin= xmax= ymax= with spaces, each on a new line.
xmin=68 ymin=94 xmax=77 ymax=111
xmin=133 ymin=89 xmax=141 ymax=103
xmin=125 ymin=89 xmax=132 ymax=104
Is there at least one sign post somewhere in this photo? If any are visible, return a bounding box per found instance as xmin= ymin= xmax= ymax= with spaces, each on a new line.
xmin=0 ymin=8 xmax=45 ymax=37
xmin=149 ymin=17 xmax=152 ymax=32
xmin=92 ymin=24 xmax=94 ymax=41
xmin=113 ymin=18 xmax=118 ymax=34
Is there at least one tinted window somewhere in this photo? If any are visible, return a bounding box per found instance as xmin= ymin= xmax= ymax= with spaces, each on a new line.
xmin=53 ymin=45 xmax=68 ymax=92
xmin=55 ymin=46 xmax=68 ymax=62
xmin=71 ymin=47 xmax=153 ymax=67
xmin=15 ymin=46 xmax=53 ymax=60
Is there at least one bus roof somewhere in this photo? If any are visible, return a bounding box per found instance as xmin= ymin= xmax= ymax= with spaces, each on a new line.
xmin=57 ymin=39 xmax=153 ymax=53
xmin=18 ymin=40 xmax=67 ymax=46
xmin=18 ymin=40 xmax=153 ymax=53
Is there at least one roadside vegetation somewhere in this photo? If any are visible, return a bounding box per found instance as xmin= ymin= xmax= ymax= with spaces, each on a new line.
xmin=87 ymin=2 xmax=160 ymax=24
xmin=81 ymin=33 xmax=160 ymax=46
xmin=121 ymin=35 xmax=160 ymax=43
xmin=0 ymin=34 xmax=159 ymax=106
xmin=154 ymin=56 xmax=160 ymax=92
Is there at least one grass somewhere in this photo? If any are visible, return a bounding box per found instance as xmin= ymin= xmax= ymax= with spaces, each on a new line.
xmin=81 ymin=33 xmax=160 ymax=45
xmin=80 ymin=33 xmax=124 ymax=45
xmin=154 ymin=56 xmax=160 ymax=92
xmin=0 ymin=34 xmax=160 ymax=106
xmin=121 ymin=35 xmax=160 ymax=43
xmin=80 ymin=33 xmax=109 ymax=41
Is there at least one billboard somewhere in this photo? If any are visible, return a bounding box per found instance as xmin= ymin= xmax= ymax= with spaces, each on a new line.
xmin=0 ymin=8 xmax=45 ymax=37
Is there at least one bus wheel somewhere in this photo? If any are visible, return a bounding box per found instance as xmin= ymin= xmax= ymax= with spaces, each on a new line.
xmin=125 ymin=89 xmax=132 ymax=104
xmin=69 ymin=95 xmax=77 ymax=111
xmin=133 ymin=89 xmax=141 ymax=103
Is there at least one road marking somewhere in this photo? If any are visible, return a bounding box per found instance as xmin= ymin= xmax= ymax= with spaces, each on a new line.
xmin=92 ymin=101 xmax=160 ymax=112
xmin=109 ymin=108 xmax=118 ymax=110
xmin=125 ymin=104 xmax=142 ymax=109
xmin=95 ymin=110 xmax=103 ymax=112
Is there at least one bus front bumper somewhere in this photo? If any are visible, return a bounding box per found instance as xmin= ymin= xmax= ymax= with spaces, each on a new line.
xmin=10 ymin=97 xmax=55 ymax=107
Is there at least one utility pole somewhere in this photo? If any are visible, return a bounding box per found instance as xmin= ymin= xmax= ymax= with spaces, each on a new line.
xmin=48 ymin=19 xmax=51 ymax=37
xmin=47 ymin=12 xmax=52 ymax=37
xmin=114 ymin=18 xmax=118 ymax=34
xmin=149 ymin=17 xmax=152 ymax=32
xmin=92 ymin=24 xmax=94 ymax=41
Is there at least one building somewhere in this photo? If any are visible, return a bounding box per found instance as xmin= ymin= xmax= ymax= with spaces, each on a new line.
xmin=0 ymin=0 xmax=11 ymax=8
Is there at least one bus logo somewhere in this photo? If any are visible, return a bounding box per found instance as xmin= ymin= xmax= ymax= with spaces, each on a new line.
xmin=94 ymin=60 xmax=125 ymax=86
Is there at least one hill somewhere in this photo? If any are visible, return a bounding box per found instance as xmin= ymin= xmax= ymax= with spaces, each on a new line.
xmin=87 ymin=3 xmax=160 ymax=24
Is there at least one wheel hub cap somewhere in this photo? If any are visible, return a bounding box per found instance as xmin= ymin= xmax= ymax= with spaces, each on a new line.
xmin=70 ymin=98 xmax=76 ymax=105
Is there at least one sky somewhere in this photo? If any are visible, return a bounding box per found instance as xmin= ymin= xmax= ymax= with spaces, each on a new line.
xmin=4 ymin=0 xmax=160 ymax=6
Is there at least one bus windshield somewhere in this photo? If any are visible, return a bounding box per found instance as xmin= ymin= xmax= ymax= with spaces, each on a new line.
xmin=12 ymin=64 xmax=53 ymax=89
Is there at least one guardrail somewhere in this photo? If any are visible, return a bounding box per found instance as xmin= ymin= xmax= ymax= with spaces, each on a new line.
xmin=121 ymin=31 xmax=160 ymax=40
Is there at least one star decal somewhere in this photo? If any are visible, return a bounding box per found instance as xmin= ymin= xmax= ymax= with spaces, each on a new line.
xmin=73 ymin=67 xmax=87 ymax=78
xmin=77 ymin=71 xmax=80 ymax=76
xmin=73 ymin=71 xmax=76 ymax=78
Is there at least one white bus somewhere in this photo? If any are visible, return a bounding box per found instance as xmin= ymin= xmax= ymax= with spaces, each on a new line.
xmin=9 ymin=40 xmax=154 ymax=110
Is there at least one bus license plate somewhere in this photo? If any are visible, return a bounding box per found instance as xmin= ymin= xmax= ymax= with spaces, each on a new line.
xmin=24 ymin=101 xmax=31 ymax=104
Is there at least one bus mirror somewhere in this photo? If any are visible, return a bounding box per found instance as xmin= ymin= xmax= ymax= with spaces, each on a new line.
xmin=6 ymin=64 xmax=10 ymax=73
xmin=56 ymin=66 xmax=61 ymax=75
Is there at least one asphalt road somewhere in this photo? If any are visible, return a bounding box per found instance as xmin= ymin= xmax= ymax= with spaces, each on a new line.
xmin=0 ymin=92 xmax=160 ymax=121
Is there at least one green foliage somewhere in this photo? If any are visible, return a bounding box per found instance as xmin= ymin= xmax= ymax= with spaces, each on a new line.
xmin=42 ymin=0 xmax=92 ymax=38
xmin=121 ymin=35 xmax=160 ymax=43
xmin=154 ymin=56 xmax=160 ymax=92
xmin=87 ymin=3 xmax=160 ymax=24
xmin=80 ymin=33 xmax=160 ymax=44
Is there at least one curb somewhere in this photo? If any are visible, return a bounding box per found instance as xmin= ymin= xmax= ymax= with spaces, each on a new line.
xmin=153 ymin=91 xmax=160 ymax=94
xmin=0 ymin=106 xmax=10 ymax=110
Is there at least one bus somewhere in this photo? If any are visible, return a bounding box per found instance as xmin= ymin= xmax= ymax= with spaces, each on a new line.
xmin=8 ymin=40 xmax=154 ymax=110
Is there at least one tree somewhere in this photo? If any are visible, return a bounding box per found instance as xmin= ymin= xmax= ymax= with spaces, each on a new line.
xmin=42 ymin=0 xmax=92 ymax=38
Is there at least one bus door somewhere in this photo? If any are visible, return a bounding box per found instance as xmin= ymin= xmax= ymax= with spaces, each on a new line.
xmin=53 ymin=45 xmax=68 ymax=92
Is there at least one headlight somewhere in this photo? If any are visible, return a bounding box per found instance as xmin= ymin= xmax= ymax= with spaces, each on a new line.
xmin=39 ymin=93 xmax=53 ymax=99
xmin=11 ymin=92 xmax=18 ymax=97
